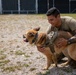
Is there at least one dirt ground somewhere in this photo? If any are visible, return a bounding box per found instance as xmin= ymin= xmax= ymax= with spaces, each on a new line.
xmin=0 ymin=15 xmax=76 ymax=75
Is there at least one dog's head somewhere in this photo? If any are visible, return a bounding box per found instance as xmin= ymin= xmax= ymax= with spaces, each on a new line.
xmin=23 ymin=27 xmax=40 ymax=44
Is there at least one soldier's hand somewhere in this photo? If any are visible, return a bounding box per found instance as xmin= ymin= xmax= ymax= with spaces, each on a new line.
xmin=56 ymin=38 xmax=68 ymax=48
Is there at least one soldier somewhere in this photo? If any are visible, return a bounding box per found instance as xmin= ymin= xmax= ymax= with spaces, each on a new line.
xmin=37 ymin=7 xmax=76 ymax=68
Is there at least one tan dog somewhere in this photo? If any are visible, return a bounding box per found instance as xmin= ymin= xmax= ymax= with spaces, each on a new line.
xmin=53 ymin=31 xmax=76 ymax=66
xmin=23 ymin=27 xmax=57 ymax=70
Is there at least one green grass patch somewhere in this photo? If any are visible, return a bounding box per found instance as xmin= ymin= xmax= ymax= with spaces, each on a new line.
xmin=0 ymin=54 xmax=6 ymax=60
xmin=0 ymin=60 xmax=10 ymax=66
xmin=30 ymin=67 xmax=36 ymax=71
xmin=27 ymin=14 xmax=76 ymax=19
xmin=24 ymin=54 xmax=30 ymax=58
xmin=0 ymin=60 xmax=10 ymax=64
xmin=2 ymin=63 xmax=30 ymax=72
xmin=2 ymin=65 xmax=22 ymax=72
xmin=61 ymin=14 xmax=76 ymax=19
xmin=0 ymin=50 xmax=5 ymax=55
xmin=15 ymin=50 xmax=25 ymax=55
xmin=30 ymin=14 xmax=76 ymax=19
xmin=23 ymin=63 xmax=30 ymax=67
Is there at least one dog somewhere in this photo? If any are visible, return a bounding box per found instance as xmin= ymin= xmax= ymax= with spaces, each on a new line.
xmin=52 ymin=30 xmax=76 ymax=66
xmin=23 ymin=27 xmax=76 ymax=69
xmin=23 ymin=27 xmax=57 ymax=70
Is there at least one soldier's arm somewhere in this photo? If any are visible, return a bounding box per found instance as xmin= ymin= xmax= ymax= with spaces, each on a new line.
xmin=67 ymin=30 xmax=76 ymax=45
xmin=67 ymin=18 xmax=76 ymax=45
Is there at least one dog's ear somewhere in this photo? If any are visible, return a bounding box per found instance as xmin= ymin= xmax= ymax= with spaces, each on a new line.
xmin=33 ymin=27 xmax=40 ymax=31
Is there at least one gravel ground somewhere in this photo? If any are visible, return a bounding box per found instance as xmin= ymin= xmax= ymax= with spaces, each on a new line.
xmin=0 ymin=14 xmax=76 ymax=75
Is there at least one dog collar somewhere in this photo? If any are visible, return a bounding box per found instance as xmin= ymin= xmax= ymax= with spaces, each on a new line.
xmin=32 ymin=33 xmax=38 ymax=43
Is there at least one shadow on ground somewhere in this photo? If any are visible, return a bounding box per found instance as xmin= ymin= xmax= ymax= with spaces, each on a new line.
xmin=36 ymin=66 xmax=76 ymax=75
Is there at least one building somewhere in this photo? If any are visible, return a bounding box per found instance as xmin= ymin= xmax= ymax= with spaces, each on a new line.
xmin=0 ymin=0 xmax=76 ymax=14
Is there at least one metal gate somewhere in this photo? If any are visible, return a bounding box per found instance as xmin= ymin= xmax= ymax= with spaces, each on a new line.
xmin=2 ymin=0 xmax=18 ymax=14
xmin=1 ymin=0 xmax=76 ymax=14
xmin=2 ymin=0 xmax=36 ymax=14
xmin=38 ymin=0 xmax=48 ymax=14
xmin=20 ymin=0 xmax=36 ymax=14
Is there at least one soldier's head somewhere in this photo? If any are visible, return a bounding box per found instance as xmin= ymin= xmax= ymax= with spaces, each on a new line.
xmin=46 ymin=7 xmax=61 ymax=27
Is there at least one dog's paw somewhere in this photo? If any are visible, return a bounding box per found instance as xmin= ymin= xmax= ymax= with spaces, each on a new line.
xmin=61 ymin=62 xmax=69 ymax=67
xmin=42 ymin=67 xmax=48 ymax=70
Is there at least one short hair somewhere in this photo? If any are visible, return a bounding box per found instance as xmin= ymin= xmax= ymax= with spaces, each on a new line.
xmin=46 ymin=7 xmax=60 ymax=17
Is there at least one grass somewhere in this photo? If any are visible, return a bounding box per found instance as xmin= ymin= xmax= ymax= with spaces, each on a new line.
xmin=61 ymin=14 xmax=76 ymax=19
xmin=0 ymin=49 xmax=10 ymax=66
xmin=28 ymin=13 xmax=76 ymax=19
xmin=24 ymin=14 xmax=76 ymax=19
xmin=15 ymin=50 xmax=30 ymax=58
xmin=2 ymin=65 xmax=22 ymax=72
xmin=2 ymin=63 xmax=30 ymax=72
xmin=0 ymin=54 xmax=6 ymax=60
xmin=29 ymin=68 xmax=37 ymax=71
xmin=15 ymin=50 xmax=25 ymax=55
xmin=0 ymin=60 xmax=10 ymax=66
xmin=26 ymin=14 xmax=76 ymax=19
xmin=0 ymin=50 xmax=5 ymax=55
